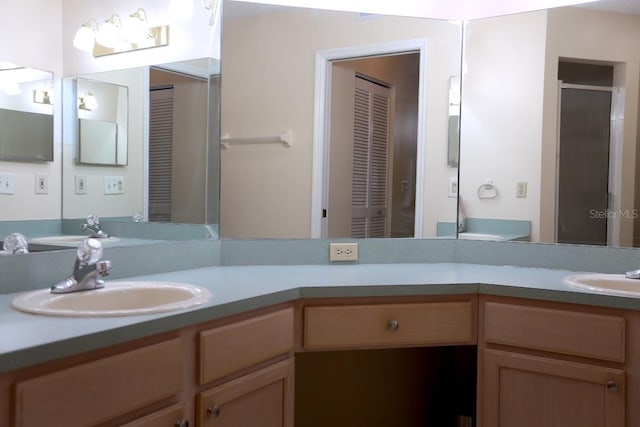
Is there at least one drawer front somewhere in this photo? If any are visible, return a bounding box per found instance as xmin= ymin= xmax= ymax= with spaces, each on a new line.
xmin=15 ymin=338 xmax=183 ymax=427
xmin=484 ymin=302 xmax=626 ymax=362
xmin=304 ymin=301 xmax=474 ymax=350
xmin=197 ymin=359 xmax=294 ymax=427
xmin=199 ymin=308 xmax=294 ymax=384
xmin=121 ymin=403 xmax=186 ymax=427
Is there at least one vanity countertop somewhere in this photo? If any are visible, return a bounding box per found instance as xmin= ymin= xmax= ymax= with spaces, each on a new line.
xmin=1 ymin=262 xmax=638 ymax=373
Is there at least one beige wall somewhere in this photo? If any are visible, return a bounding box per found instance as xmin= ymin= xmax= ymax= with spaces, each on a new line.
xmin=220 ymin=7 xmax=461 ymax=238
xmin=459 ymin=10 xmax=547 ymax=242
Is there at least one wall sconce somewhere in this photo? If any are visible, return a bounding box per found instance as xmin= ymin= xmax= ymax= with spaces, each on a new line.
xmin=33 ymin=89 xmax=53 ymax=105
xmin=72 ymin=9 xmax=169 ymax=57
xmin=79 ymin=92 xmax=98 ymax=111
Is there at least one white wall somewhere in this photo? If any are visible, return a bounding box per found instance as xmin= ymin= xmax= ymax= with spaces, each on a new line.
xmin=459 ymin=10 xmax=547 ymax=242
xmin=220 ymin=7 xmax=461 ymax=238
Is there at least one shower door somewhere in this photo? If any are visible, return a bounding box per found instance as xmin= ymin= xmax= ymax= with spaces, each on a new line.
xmin=556 ymin=85 xmax=612 ymax=246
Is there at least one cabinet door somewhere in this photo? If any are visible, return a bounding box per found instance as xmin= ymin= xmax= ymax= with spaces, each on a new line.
xmin=482 ymin=349 xmax=624 ymax=427
xmin=197 ymin=359 xmax=294 ymax=427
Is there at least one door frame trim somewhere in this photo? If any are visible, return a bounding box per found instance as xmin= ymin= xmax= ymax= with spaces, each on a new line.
xmin=310 ymin=38 xmax=428 ymax=238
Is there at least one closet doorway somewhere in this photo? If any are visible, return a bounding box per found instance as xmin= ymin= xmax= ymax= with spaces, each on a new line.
xmin=315 ymin=46 xmax=421 ymax=239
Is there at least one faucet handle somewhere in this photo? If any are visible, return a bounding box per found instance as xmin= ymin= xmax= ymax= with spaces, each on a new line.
xmin=86 ymin=214 xmax=100 ymax=226
xmin=3 ymin=232 xmax=29 ymax=254
xmin=77 ymin=238 xmax=104 ymax=265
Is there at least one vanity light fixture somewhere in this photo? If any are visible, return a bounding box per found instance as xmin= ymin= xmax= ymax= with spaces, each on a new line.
xmin=79 ymin=92 xmax=98 ymax=111
xmin=72 ymin=18 xmax=98 ymax=52
xmin=95 ymin=14 xmax=122 ymax=49
xmin=73 ymin=9 xmax=169 ymax=58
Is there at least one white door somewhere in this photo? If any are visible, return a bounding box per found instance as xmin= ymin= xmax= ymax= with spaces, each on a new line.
xmin=351 ymin=76 xmax=391 ymax=238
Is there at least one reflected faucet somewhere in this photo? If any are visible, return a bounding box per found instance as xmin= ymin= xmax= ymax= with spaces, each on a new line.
xmin=81 ymin=214 xmax=110 ymax=238
xmin=51 ymin=238 xmax=112 ymax=294
xmin=2 ymin=233 xmax=29 ymax=254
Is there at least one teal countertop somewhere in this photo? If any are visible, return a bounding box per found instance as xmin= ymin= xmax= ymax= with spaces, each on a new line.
xmin=1 ymin=262 xmax=638 ymax=374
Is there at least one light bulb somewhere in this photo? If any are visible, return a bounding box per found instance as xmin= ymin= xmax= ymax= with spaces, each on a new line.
xmin=73 ymin=19 xmax=97 ymax=52
xmin=95 ymin=14 xmax=121 ymax=48
xmin=123 ymin=8 xmax=150 ymax=45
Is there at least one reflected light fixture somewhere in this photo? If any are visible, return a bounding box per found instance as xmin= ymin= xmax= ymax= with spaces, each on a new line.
xmin=79 ymin=92 xmax=98 ymax=111
xmin=33 ymin=89 xmax=53 ymax=105
xmin=73 ymin=18 xmax=98 ymax=52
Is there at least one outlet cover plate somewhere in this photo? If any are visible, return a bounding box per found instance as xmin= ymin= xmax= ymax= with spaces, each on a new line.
xmin=329 ymin=242 xmax=359 ymax=262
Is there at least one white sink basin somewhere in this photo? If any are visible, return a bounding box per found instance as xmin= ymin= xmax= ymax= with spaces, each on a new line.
xmin=29 ymin=235 xmax=121 ymax=246
xmin=564 ymin=274 xmax=640 ymax=297
xmin=458 ymin=232 xmax=507 ymax=241
xmin=11 ymin=281 xmax=212 ymax=317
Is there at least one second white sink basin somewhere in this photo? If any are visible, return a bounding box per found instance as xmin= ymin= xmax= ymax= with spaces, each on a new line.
xmin=29 ymin=235 xmax=120 ymax=246
xmin=12 ymin=281 xmax=212 ymax=317
xmin=458 ymin=232 xmax=507 ymax=241
xmin=564 ymin=274 xmax=640 ymax=297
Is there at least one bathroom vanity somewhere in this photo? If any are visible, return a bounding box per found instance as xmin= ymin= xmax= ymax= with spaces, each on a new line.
xmin=0 ymin=262 xmax=638 ymax=427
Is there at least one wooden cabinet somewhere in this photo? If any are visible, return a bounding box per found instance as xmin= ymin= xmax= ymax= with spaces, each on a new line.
xmin=2 ymin=305 xmax=295 ymax=427
xmin=14 ymin=338 xmax=183 ymax=427
xmin=197 ymin=359 xmax=294 ymax=427
xmin=479 ymin=297 xmax=627 ymax=427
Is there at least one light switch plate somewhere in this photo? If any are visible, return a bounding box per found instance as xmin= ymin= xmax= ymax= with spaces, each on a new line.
xmin=75 ymin=175 xmax=87 ymax=194
xmin=35 ymin=174 xmax=48 ymax=194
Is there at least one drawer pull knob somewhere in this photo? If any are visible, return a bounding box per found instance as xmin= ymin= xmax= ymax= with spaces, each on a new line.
xmin=175 ymin=421 xmax=189 ymax=427
xmin=207 ymin=406 xmax=221 ymax=416
xmin=388 ymin=320 xmax=399 ymax=331
xmin=607 ymin=381 xmax=619 ymax=392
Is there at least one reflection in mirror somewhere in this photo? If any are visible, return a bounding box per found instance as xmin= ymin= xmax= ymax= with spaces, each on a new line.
xmin=76 ymin=78 xmax=128 ymax=166
xmin=62 ymin=58 xmax=221 ymax=235
xmin=220 ymin=1 xmax=462 ymax=239
xmin=0 ymin=65 xmax=53 ymax=162
xmin=459 ymin=2 xmax=640 ymax=247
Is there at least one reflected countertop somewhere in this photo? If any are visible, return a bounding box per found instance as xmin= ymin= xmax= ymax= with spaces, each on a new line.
xmin=0 ymin=262 xmax=638 ymax=373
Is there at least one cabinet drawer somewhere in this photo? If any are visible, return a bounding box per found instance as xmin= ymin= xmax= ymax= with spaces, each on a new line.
xmin=121 ymin=403 xmax=186 ymax=427
xmin=304 ymin=301 xmax=474 ymax=350
xmin=199 ymin=308 xmax=294 ymax=384
xmin=197 ymin=358 xmax=294 ymax=427
xmin=14 ymin=338 xmax=183 ymax=427
xmin=484 ymin=302 xmax=626 ymax=362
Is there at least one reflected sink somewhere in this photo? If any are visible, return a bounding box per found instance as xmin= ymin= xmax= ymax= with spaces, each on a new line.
xmin=458 ymin=232 xmax=507 ymax=241
xmin=29 ymin=235 xmax=121 ymax=246
xmin=564 ymin=274 xmax=640 ymax=297
xmin=11 ymin=281 xmax=212 ymax=317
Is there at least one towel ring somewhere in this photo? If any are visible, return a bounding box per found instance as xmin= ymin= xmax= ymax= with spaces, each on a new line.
xmin=477 ymin=183 xmax=499 ymax=199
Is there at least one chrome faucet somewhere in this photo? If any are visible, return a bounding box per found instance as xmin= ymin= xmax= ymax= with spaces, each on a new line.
xmin=626 ymin=269 xmax=640 ymax=279
xmin=81 ymin=214 xmax=110 ymax=238
xmin=51 ymin=238 xmax=112 ymax=294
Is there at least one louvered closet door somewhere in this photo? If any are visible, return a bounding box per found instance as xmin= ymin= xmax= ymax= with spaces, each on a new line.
xmin=149 ymin=87 xmax=174 ymax=222
xmin=351 ymin=76 xmax=390 ymax=238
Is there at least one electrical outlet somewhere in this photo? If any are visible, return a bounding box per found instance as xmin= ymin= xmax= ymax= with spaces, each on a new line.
xmin=516 ymin=181 xmax=528 ymax=198
xmin=329 ymin=242 xmax=358 ymax=262
xmin=75 ymin=175 xmax=87 ymax=194
xmin=0 ymin=173 xmax=15 ymax=194
xmin=35 ymin=174 xmax=48 ymax=194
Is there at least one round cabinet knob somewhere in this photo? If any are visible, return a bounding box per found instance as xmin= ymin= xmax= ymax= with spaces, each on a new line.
xmin=607 ymin=381 xmax=619 ymax=392
xmin=388 ymin=320 xmax=399 ymax=331
xmin=207 ymin=406 xmax=221 ymax=416
xmin=174 ymin=420 xmax=189 ymax=427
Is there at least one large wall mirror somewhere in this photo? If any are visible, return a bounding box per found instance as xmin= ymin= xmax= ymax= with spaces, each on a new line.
xmin=62 ymin=58 xmax=220 ymax=229
xmin=220 ymin=0 xmax=463 ymax=239
xmin=0 ymin=65 xmax=53 ymax=162
xmin=459 ymin=1 xmax=640 ymax=248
